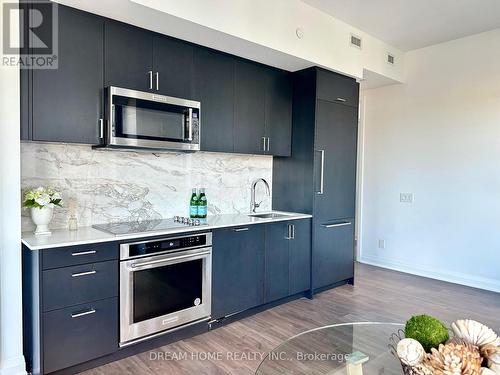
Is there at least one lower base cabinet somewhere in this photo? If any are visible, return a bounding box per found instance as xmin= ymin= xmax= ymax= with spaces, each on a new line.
xmin=312 ymin=219 xmax=355 ymax=290
xmin=212 ymin=225 xmax=265 ymax=319
xmin=265 ymin=220 xmax=311 ymax=302
xmin=43 ymin=298 xmax=118 ymax=374
xmin=212 ymin=219 xmax=312 ymax=320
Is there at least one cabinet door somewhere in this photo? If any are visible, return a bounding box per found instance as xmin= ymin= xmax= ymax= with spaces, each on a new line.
xmin=234 ymin=60 xmax=266 ymax=154
xmin=104 ymin=20 xmax=153 ymax=91
xmin=289 ymin=219 xmax=312 ymax=295
xmin=265 ymin=69 xmax=292 ymax=156
xmin=316 ymin=69 xmax=360 ymax=108
xmin=264 ymin=222 xmax=290 ymax=303
xmin=153 ymin=35 xmax=194 ymax=98
xmin=314 ymin=100 xmax=358 ymax=222
xmin=194 ymin=48 xmax=234 ymax=152
xmin=212 ymin=225 xmax=265 ymax=318
xmin=312 ymin=220 xmax=354 ymax=290
xmin=32 ymin=5 xmax=103 ymax=144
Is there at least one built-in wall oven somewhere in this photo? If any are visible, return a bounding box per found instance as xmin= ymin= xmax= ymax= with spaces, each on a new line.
xmin=106 ymin=86 xmax=201 ymax=152
xmin=119 ymin=233 xmax=211 ymax=346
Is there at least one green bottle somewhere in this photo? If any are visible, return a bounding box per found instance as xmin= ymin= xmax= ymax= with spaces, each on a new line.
xmin=189 ymin=188 xmax=199 ymax=218
xmin=198 ymin=188 xmax=207 ymax=219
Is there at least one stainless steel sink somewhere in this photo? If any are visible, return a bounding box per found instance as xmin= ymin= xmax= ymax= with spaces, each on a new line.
xmin=248 ymin=212 xmax=289 ymax=219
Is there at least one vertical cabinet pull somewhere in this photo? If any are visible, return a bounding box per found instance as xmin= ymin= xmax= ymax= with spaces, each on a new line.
xmin=99 ymin=119 xmax=104 ymax=139
xmin=155 ymin=72 xmax=159 ymax=91
xmin=291 ymin=224 xmax=295 ymax=239
xmin=286 ymin=224 xmax=296 ymax=240
xmin=261 ymin=137 xmax=266 ymax=152
xmin=266 ymin=137 xmax=270 ymax=152
xmin=148 ymin=71 xmax=153 ymax=90
xmin=316 ymin=149 xmax=325 ymax=195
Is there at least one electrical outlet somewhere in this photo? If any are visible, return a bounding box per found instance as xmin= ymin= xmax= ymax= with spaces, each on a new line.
xmin=378 ymin=239 xmax=386 ymax=249
xmin=400 ymin=193 xmax=414 ymax=203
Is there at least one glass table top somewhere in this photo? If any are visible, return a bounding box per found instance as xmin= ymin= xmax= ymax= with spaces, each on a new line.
xmin=256 ymin=322 xmax=404 ymax=375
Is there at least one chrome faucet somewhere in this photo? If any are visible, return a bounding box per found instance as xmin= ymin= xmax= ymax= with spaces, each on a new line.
xmin=250 ymin=178 xmax=270 ymax=213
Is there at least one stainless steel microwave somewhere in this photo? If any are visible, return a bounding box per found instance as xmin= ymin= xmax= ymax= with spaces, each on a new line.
xmin=106 ymin=86 xmax=200 ymax=152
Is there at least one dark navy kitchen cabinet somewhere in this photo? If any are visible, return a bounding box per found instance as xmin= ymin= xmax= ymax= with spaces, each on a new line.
xmin=234 ymin=59 xmax=267 ymax=154
xmin=313 ymin=220 xmax=355 ymax=289
xmin=29 ymin=5 xmax=104 ymax=144
xmin=264 ymin=219 xmax=311 ymax=302
xmin=194 ymin=47 xmax=235 ymax=153
xmin=212 ymin=225 xmax=265 ymax=319
xmin=153 ymin=35 xmax=194 ymax=98
xmin=104 ymin=20 xmax=153 ymax=92
xmin=289 ymin=219 xmax=312 ymax=295
xmin=264 ymin=222 xmax=290 ymax=302
xmin=265 ymin=69 xmax=292 ymax=157
xmin=314 ymin=100 xmax=358 ymax=223
xmin=273 ymin=68 xmax=359 ymax=292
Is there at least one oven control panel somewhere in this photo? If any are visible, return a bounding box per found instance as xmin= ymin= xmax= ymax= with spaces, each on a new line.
xmin=125 ymin=233 xmax=210 ymax=259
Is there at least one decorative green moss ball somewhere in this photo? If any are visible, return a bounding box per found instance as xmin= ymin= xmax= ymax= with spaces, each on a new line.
xmin=404 ymin=315 xmax=449 ymax=352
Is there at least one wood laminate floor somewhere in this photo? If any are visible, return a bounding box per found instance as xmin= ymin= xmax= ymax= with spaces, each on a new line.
xmin=82 ymin=263 xmax=500 ymax=375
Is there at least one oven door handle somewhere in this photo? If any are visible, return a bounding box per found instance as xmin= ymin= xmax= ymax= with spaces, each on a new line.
xmin=186 ymin=108 xmax=193 ymax=141
xmin=130 ymin=250 xmax=211 ymax=269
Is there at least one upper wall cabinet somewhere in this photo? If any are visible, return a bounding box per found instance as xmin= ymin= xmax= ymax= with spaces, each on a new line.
xmin=23 ymin=5 xmax=104 ymax=144
xmin=104 ymin=21 xmax=153 ymax=92
xmin=316 ymin=69 xmax=359 ymax=108
xmin=105 ymin=20 xmax=194 ymax=98
xmin=153 ymin=36 xmax=194 ymax=99
xmin=234 ymin=60 xmax=292 ymax=156
xmin=234 ymin=60 xmax=267 ymax=155
xmin=194 ymin=48 xmax=235 ymax=153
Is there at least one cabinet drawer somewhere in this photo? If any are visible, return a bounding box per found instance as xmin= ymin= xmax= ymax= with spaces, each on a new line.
xmin=42 ymin=242 xmax=118 ymax=270
xmin=42 ymin=260 xmax=118 ymax=312
xmin=43 ymin=297 xmax=118 ymax=373
xmin=316 ymin=69 xmax=359 ymax=108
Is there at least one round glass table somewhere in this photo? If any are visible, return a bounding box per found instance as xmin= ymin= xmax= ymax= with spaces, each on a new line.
xmin=256 ymin=322 xmax=404 ymax=375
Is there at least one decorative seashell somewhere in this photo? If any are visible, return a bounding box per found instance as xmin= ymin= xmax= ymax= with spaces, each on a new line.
xmin=482 ymin=368 xmax=497 ymax=375
xmin=452 ymin=319 xmax=499 ymax=348
xmin=397 ymin=338 xmax=425 ymax=366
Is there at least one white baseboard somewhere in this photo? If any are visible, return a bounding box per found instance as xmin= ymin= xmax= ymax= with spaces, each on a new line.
xmin=0 ymin=355 xmax=26 ymax=375
xmin=359 ymin=254 xmax=500 ymax=294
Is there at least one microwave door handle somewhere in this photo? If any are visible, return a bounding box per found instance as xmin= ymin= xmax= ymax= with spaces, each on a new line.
xmin=186 ymin=108 xmax=193 ymax=141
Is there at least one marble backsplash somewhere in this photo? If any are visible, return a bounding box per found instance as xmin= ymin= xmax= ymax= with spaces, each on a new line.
xmin=21 ymin=143 xmax=273 ymax=232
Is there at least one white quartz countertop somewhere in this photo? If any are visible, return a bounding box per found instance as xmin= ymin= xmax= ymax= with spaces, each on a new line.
xmin=21 ymin=211 xmax=312 ymax=250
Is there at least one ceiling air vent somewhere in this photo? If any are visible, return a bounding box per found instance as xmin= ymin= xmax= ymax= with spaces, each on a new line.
xmin=350 ymin=34 xmax=362 ymax=49
xmin=387 ymin=53 xmax=395 ymax=65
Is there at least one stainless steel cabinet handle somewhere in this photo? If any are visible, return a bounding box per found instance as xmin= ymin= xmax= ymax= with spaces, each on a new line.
xmin=71 ymin=309 xmax=96 ymax=318
xmin=335 ymin=97 xmax=347 ymax=103
xmin=322 ymin=222 xmax=352 ymax=228
xmin=148 ymin=71 xmax=153 ymax=90
xmin=99 ymin=119 xmax=104 ymax=139
xmin=286 ymin=224 xmax=292 ymax=240
xmin=186 ymin=108 xmax=193 ymax=141
xmin=234 ymin=228 xmax=249 ymax=232
xmin=266 ymin=137 xmax=271 ymax=152
xmin=262 ymin=136 xmax=266 ymax=152
xmin=131 ymin=250 xmax=211 ymax=269
xmin=291 ymin=224 xmax=295 ymax=239
xmin=316 ymin=149 xmax=325 ymax=195
xmin=71 ymin=250 xmax=96 ymax=257
xmin=71 ymin=270 xmax=96 ymax=278
xmin=155 ymin=72 xmax=159 ymax=91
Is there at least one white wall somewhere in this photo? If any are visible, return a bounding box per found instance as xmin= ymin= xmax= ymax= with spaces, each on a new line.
xmin=359 ymin=29 xmax=500 ymax=293
xmin=0 ymin=0 xmax=27 ymax=373
xmin=56 ymin=0 xmax=404 ymax=82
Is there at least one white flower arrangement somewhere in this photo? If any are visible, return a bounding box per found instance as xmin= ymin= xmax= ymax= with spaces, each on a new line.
xmin=23 ymin=187 xmax=63 ymax=209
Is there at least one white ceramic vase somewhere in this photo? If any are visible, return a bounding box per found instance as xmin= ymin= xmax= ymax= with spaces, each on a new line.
xmin=31 ymin=206 xmax=54 ymax=236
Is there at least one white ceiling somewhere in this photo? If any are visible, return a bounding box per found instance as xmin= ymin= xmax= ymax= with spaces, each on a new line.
xmin=302 ymin=0 xmax=500 ymax=51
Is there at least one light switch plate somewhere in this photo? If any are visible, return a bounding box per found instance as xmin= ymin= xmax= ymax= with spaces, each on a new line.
xmin=400 ymin=193 xmax=414 ymax=203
